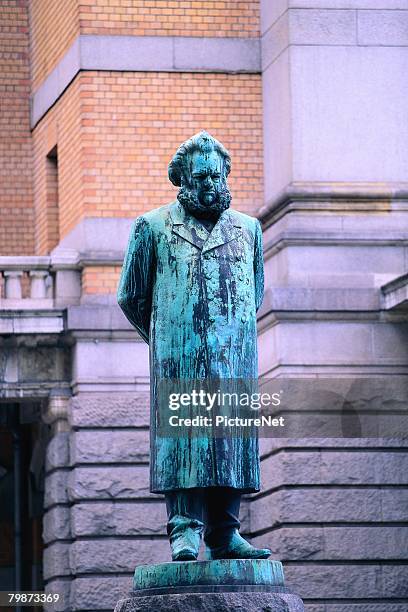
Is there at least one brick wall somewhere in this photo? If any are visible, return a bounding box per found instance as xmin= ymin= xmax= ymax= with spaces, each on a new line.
xmin=32 ymin=70 xmax=263 ymax=258
xmin=28 ymin=1 xmax=263 ymax=290
xmin=29 ymin=0 xmax=78 ymax=90
xmin=79 ymin=0 xmax=260 ymax=38
xmin=78 ymin=71 xmax=263 ymax=230
xmin=32 ymin=77 xmax=82 ymax=255
xmin=29 ymin=1 xmax=260 ymax=90
xmin=82 ymin=266 xmax=122 ymax=294
xmin=0 ymin=0 xmax=34 ymax=256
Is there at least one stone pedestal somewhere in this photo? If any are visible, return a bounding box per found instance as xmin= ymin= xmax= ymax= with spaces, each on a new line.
xmin=114 ymin=559 xmax=304 ymax=611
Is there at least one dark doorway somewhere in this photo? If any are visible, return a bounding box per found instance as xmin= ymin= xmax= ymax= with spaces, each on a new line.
xmin=0 ymin=403 xmax=46 ymax=611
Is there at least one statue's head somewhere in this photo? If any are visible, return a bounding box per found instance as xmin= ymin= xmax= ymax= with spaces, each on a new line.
xmin=168 ymin=131 xmax=232 ymax=220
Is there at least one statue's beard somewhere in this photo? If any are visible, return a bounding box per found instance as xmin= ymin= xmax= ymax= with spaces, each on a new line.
xmin=177 ymin=185 xmax=231 ymax=220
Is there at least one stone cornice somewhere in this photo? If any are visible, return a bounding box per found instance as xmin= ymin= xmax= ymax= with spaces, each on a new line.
xmin=258 ymin=184 xmax=408 ymax=225
xmin=31 ymin=34 xmax=261 ymax=128
xmin=381 ymin=273 xmax=408 ymax=311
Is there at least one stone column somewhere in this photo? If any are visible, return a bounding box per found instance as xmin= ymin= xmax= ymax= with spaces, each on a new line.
xmin=29 ymin=270 xmax=48 ymax=299
xmin=42 ymin=390 xmax=72 ymax=612
xmin=257 ymin=1 xmax=408 ymax=607
xmin=3 ymin=270 xmax=23 ymax=299
xmin=51 ymin=250 xmax=81 ymax=308
xmin=260 ymin=0 xmax=408 ymax=207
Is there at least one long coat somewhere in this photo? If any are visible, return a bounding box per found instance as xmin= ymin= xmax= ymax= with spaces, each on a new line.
xmin=117 ymin=200 xmax=264 ymax=493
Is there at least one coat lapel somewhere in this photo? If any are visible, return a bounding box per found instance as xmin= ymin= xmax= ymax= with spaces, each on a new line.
xmin=169 ymin=200 xmax=242 ymax=252
xmin=202 ymin=210 xmax=242 ymax=253
xmin=170 ymin=201 xmax=209 ymax=250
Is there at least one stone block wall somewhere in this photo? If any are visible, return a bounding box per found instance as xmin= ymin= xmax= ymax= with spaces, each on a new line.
xmin=253 ymin=195 xmax=408 ymax=608
xmin=257 ymin=4 xmax=408 ymax=601
xmin=43 ymin=388 xmax=250 ymax=610
xmin=251 ymin=440 xmax=408 ymax=610
xmin=260 ymin=0 xmax=408 ymax=204
xmin=42 ymin=392 xmax=156 ymax=611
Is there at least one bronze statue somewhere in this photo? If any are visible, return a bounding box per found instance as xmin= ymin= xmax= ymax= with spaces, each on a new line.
xmin=118 ymin=131 xmax=270 ymax=561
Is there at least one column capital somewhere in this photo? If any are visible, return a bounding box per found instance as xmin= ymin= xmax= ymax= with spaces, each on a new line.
xmin=42 ymin=390 xmax=71 ymax=433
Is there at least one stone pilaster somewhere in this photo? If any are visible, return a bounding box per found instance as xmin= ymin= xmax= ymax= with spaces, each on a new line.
xmin=42 ymin=390 xmax=72 ymax=612
xmin=258 ymin=1 xmax=408 ymax=607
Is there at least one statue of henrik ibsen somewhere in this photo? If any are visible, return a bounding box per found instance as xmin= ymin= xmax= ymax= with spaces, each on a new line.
xmin=117 ymin=131 xmax=271 ymax=561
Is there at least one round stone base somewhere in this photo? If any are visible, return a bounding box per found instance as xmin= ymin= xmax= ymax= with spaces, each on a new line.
xmin=114 ymin=591 xmax=304 ymax=611
xmin=114 ymin=560 xmax=304 ymax=611
xmin=134 ymin=559 xmax=285 ymax=593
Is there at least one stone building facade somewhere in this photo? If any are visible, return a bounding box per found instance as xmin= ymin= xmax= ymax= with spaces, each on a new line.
xmin=0 ymin=1 xmax=407 ymax=611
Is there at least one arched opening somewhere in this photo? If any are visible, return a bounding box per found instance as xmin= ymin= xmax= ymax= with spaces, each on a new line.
xmin=0 ymin=403 xmax=46 ymax=611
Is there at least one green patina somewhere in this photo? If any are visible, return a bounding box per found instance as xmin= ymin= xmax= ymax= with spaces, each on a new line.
xmin=133 ymin=559 xmax=285 ymax=591
xmin=117 ymin=131 xmax=264 ymax=493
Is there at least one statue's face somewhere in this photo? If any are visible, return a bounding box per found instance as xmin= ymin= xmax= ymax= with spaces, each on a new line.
xmin=177 ymin=147 xmax=231 ymax=220
xmin=189 ymin=150 xmax=223 ymax=207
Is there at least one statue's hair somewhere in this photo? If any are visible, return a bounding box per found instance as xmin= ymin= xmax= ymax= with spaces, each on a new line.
xmin=168 ymin=131 xmax=231 ymax=187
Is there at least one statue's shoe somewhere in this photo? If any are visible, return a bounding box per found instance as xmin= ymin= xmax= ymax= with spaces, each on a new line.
xmin=206 ymin=529 xmax=271 ymax=560
xmin=172 ymin=547 xmax=198 ymax=561
xmin=170 ymin=525 xmax=201 ymax=562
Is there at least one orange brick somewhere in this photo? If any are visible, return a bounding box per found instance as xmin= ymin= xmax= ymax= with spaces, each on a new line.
xmin=82 ymin=265 xmax=122 ymax=294
xmin=30 ymin=1 xmax=260 ymax=91
xmin=0 ymin=0 xmax=34 ymax=255
xmin=31 ymin=71 xmax=263 ymax=255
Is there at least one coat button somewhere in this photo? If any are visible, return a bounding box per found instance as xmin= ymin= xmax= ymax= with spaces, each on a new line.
xmin=203 ymin=253 xmax=210 ymax=259
xmin=240 ymin=295 xmax=245 ymax=302
xmin=204 ymin=273 xmax=211 ymax=280
xmin=238 ymin=274 xmax=244 ymax=281
xmin=241 ymin=315 xmax=247 ymax=323
xmin=209 ymin=316 xmax=215 ymax=323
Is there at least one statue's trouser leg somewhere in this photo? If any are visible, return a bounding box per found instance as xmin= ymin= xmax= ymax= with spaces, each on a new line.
xmin=165 ymin=488 xmax=205 ymax=559
xmin=203 ymin=488 xmax=272 ymax=559
xmin=203 ymin=486 xmax=241 ymax=548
